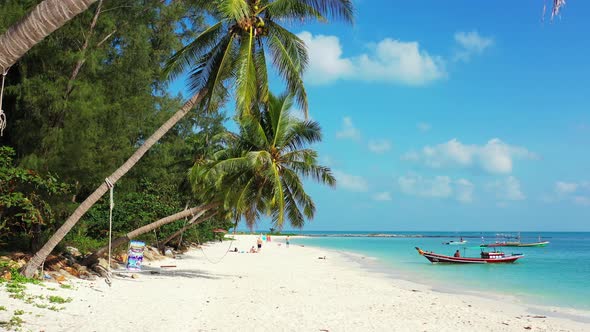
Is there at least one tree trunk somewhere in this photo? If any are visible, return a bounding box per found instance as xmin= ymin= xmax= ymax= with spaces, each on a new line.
xmin=64 ymin=0 xmax=103 ymax=101
xmin=82 ymin=202 xmax=218 ymax=266
xmin=162 ymin=211 xmax=219 ymax=249
xmin=0 ymin=0 xmax=98 ymax=72
xmin=21 ymin=91 xmax=205 ymax=278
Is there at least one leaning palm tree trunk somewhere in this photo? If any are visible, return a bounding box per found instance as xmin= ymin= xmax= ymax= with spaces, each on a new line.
xmin=161 ymin=211 xmax=219 ymax=249
xmin=21 ymin=91 xmax=205 ymax=277
xmin=83 ymin=202 xmax=218 ymax=266
xmin=0 ymin=0 xmax=97 ymax=72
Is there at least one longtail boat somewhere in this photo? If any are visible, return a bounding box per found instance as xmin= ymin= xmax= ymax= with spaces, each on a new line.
xmin=480 ymin=239 xmax=550 ymax=248
xmin=480 ymin=233 xmax=549 ymax=248
xmin=415 ymin=247 xmax=524 ymax=264
xmin=514 ymin=241 xmax=549 ymax=247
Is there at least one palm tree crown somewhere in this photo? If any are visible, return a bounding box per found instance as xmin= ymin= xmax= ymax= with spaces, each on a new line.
xmin=164 ymin=0 xmax=353 ymax=116
xmin=191 ymin=92 xmax=335 ymax=229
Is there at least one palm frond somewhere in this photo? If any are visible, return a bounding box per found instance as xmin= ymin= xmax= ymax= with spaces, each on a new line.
xmin=282 ymin=120 xmax=322 ymax=151
xmin=254 ymin=41 xmax=270 ymax=105
xmin=267 ymin=92 xmax=295 ymax=148
xmin=282 ymin=168 xmax=315 ymax=220
xmin=298 ymin=0 xmax=354 ymax=23
xmin=200 ymin=34 xmax=239 ymax=113
xmin=218 ymin=0 xmax=252 ymax=21
xmin=270 ymin=162 xmax=285 ymax=226
xmin=286 ymin=161 xmax=336 ymax=187
xmin=234 ymin=27 xmax=258 ymax=114
xmin=263 ymin=0 xmax=326 ymax=22
xmin=164 ymin=21 xmax=226 ymax=81
xmin=266 ymin=21 xmax=309 ymax=115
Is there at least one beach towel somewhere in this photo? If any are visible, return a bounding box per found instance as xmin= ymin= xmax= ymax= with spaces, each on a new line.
xmin=126 ymin=240 xmax=145 ymax=271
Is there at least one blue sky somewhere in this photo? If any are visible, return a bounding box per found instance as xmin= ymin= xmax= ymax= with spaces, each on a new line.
xmin=172 ymin=1 xmax=590 ymax=231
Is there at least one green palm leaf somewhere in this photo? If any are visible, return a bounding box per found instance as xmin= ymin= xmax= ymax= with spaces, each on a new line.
xmin=218 ymin=0 xmax=251 ymax=22
xmin=266 ymin=21 xmax=309 ymax=115
xmin=164 ymin=21 xmax=225 ymax=81
xmin=234 ymin=27 xmax=258 ymax=113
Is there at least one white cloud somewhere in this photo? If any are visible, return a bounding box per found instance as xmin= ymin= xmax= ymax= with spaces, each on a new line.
xmin=573 ymin=196 xmax=590 ymax=206
xmin=372 ymin=192 xmax=392 ymax=202
xmin=555 ymin=181 xmax=579 ymax=195
xmin=488 ymin=176 xmax=525 ymax=201
xmin=455 ymin=179 xmax=475 ymax=203
xmin=368 ymin=139 xmax=392 ymax=153
xmin=296 ymin=32 xmax=354 ymax=85
xmin=554 ymin=181 xmax=590 ymax=206
xmin=398 ymin=174 xmax=453 ymax=198
xmin=417 ymin=122 xmax=432 ymax=132
xmin=336 ymin=117 xmax=361 ymax=140
xmin=402 ymin=138 xmax=536 ymax=174
xmin=298 ymin=31 xmax=445 ymax=86
xmin=333 ymin=170 xmax=368 ymax=192
xmin=398 ymin=174 xmax=475 ymax=203
xmin=454 ymin=30 xmax=494 ymax=62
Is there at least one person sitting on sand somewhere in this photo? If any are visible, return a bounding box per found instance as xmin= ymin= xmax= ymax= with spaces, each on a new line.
xmin=249 ymin=246 xmax=257 ymax=253
xmin=454 ymin=250 xmax=461 ymax=258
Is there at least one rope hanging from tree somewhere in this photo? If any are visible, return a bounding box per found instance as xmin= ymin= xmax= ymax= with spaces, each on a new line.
xmin=0 ymin=68 xmax=9 ymax=136
xmin=196 ymin=219 xmax=238 ymax=265
xmin=177 ymin=203 xmax=191 ymax=248
xmin=105 ymin=177 xmax=115 ymax=286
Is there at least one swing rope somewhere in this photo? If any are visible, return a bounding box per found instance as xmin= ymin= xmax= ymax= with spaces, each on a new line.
xmin=0 ymin=68 xmax=9 ymax=137
xmin=177 ymin=203 xmax=191 ymax=248
xmin=105 ymin=178 xmax=114 ymax=286
xmin=197 ymin=219 xmax=238 ymax=265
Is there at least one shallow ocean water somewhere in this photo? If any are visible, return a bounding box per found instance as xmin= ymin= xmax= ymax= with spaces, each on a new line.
xmin=292 ymin=232 xmax=590 ymax=310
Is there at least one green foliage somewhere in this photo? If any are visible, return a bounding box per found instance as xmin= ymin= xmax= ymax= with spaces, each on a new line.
xmin=0 ymin=262 xmax=41 ymax=285
xmin=0 ymin=315 xmax=24 ymax=329
xmin=59 ymin=284 xmax=72 ymax=289
xmin=0 ymin=147 xmax=69 ymax=251
xmin=47 ymin=296 xmax=72 ymax=304
xmin=13 ymin=310 xmax=24 ymax=316
xmin=0 ymin=306 xmax=6 ymax=311
xmin=0 ymin=0 xmax=344 ymax=255
xmin=0 ymin=1 xmax=228 ymax=253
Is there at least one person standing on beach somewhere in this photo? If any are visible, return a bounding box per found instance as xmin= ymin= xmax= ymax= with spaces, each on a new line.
xmin=257 ymin=237 xmax=263 ymax=251
xmin=286 ymin=236 xmax=290 ymax=248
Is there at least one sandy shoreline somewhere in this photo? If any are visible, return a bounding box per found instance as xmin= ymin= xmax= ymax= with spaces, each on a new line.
xmin=1 ymin=234 xmax=589 ymax=331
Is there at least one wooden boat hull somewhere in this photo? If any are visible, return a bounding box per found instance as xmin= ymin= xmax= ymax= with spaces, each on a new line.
xmin=415 ymin=247 xmax=524 ymax=264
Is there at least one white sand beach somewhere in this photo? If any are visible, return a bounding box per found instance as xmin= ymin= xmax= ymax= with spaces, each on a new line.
xmin=2 ymin=235 xmax=589 ymax=332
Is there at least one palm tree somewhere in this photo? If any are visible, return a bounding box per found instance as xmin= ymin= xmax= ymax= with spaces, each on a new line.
xmin=0 ymin=0 xmax=99 ymax=72
xmin=192 ymin=92 xmax=336 ymax=229
xmin=22 ymin=0 xmax=354 ymax=277
xmin=164 ymin=0 xmax=353 ymax=115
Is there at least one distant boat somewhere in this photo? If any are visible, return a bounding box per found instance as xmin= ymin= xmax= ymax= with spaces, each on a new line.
xmin=415 ymin=247 xmax=524 ymax=264
xmin=514 ymin=241 xmax=549 ymax=247
xmin=443 ymin=240 xmax=468 ymax=245
xmin=480 ymin=235 xmax=549 ymax=248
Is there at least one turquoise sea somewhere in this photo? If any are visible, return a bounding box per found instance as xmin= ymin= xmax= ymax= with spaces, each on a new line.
xmin=289 ymin=232 xmax=590 ymax=311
